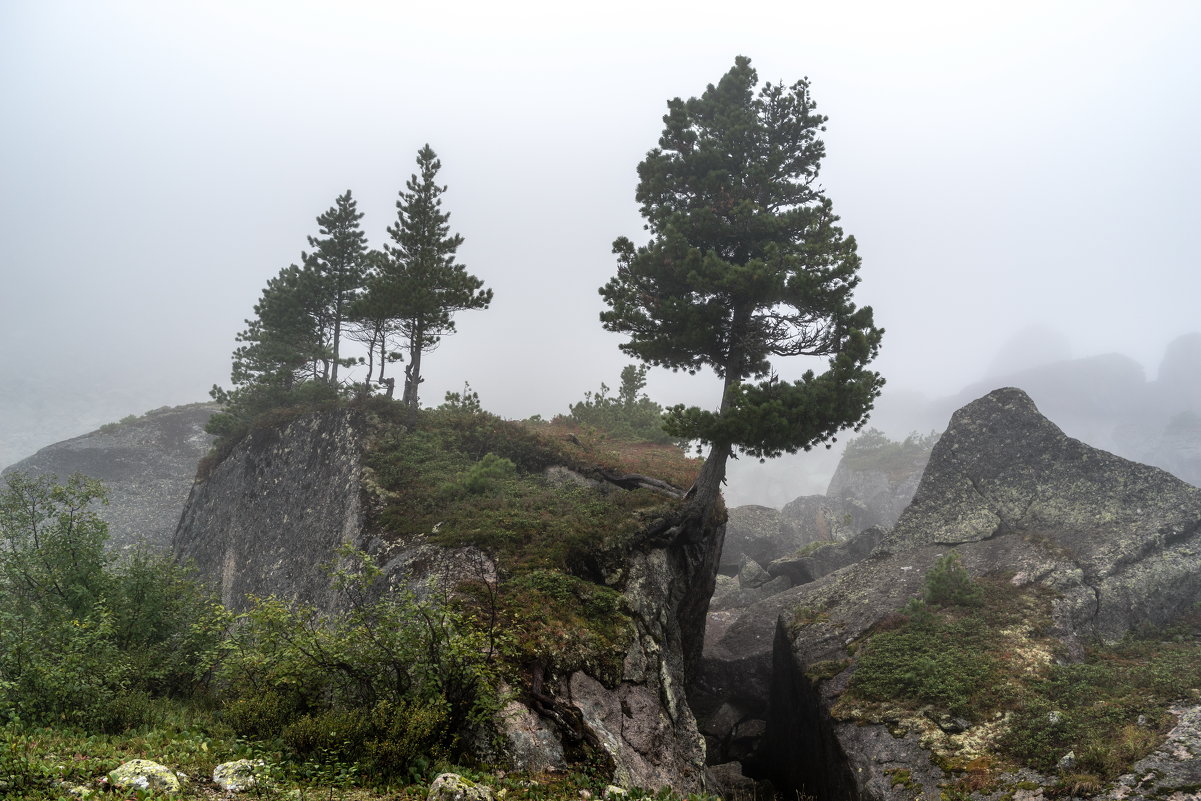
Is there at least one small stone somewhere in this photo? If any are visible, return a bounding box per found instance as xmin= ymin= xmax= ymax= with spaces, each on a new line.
xmin=1047 ymin=710 xmax=1062 ymax=725
xmin=107 ymin=760 xmax=181 ymax=794
xmin=428 ymin=773 xmax=494 ymax=801
xmin=213 ymin=759 xmax=267 ymax=793
xmin=936 ymin=715 xmax=970 ymax=734
xmin=1057 ymin=750 xmax=1076 ymax=771
xmin=603 ymin=786 xmax=628 ymax=799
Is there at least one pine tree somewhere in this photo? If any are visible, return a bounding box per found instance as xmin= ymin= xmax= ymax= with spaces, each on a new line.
xmin=368 ymin=145 xmax=492 ymax=410
xmin=600 ymin=57 xmax=884 ymax=517
xmin=302 ymin=190 xmax=369 ymax=385
xmin=208 ymin=263 xmax=330 ymax=434
xmin=346 ymin=250 xmax=405 ymax=397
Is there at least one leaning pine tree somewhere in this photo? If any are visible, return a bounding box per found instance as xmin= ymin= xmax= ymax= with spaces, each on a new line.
xmin=600 ymin=56 xmax=884 ymax=523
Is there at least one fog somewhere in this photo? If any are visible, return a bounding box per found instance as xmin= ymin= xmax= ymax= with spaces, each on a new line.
xmin=3 ymin=1 xmax=1199 ymax=506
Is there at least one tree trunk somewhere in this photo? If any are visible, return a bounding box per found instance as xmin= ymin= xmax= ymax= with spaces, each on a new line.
xmin=376 ymin=335 xmax=387 ymax=385
xmin=684 ymin=303 xmax=751 ymax=524
xmin=403 ymin=322 xmax=424 ymax=410
xmin=685 ymin=445 xmax=730 ymax=526
xmin=331 ymin=313 xmax=341 ymax=385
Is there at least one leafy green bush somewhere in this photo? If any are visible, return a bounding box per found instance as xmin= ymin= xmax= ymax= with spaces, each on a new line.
xmin=457 ymin=453 xmax=517 ymax=495
xmin=0 ymin=473 xmax=224 ymax=731
xmin=216 ymin=551 xmax=503 ymax=782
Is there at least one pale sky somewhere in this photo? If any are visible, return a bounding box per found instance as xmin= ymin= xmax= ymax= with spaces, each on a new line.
xmin=3 ymin=1 xmax=1199 ymax=504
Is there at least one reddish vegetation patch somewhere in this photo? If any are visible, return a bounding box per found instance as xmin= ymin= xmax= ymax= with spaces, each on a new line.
xmin=527 ymin=419 xmax=703 ymax=492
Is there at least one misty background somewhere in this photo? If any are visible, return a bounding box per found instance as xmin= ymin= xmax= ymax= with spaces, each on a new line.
xmin=3 ymin=1 xmax=1199 ymax=507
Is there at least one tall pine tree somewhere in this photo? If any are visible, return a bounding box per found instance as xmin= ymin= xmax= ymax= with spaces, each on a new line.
xmin=368 ymin=145 xmax=492 ymax=410
xmin=600 ymin=57 xmax=884 ymax=518
xmin=302 ymin=190 xmax=368 ymax=385
xmin=208 ymin=263 xmax=330 ymax=435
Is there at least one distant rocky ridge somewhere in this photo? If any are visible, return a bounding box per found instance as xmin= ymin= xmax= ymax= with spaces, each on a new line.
xmin=2 ymin=404 xmax=217 ymax=551
xmin=935 ymin=334 xmax=1201 ymax=488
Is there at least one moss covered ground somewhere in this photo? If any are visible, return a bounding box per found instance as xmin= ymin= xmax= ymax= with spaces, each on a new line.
xmin=363 ymin=401 xmax=701 ymax=684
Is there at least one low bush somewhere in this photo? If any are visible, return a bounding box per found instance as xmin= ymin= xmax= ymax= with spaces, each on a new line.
xmin=924 ymin=551 xmax=982 ymax=607
xmin=0 ymin=473 xmax=223 ymax=731
xmin=216 ymin=551 xmax=504 ymax=782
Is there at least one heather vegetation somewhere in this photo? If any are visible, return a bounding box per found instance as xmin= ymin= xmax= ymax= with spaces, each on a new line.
xmin=835 ymin=553 xmax=1201 ymax=793
xmin=363 ymin=393 xmax=701 ymax=684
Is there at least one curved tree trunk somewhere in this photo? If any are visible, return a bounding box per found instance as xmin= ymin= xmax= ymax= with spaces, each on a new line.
xmin=684 ymin=445 xmax=730 ymax=530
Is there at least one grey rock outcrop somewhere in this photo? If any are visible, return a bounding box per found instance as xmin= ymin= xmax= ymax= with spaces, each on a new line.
xmin=173 ymin=408 xmax=721 ymax=793
xmin=174 ymin=409 xmax=365 ymax=610
xmin=1105 ymin=703 xmax=1201 ymax=800
xmin=824 ymin=442 xmax=929 ymax=534
xmin=767 ymin=525 xmax=886 ymax=586
xmin=3 ymin=403 xmax=217 ymax=551
xmin=762 ymin=388 xmax=1201 ymax=801
xmin=887 ymin=387 xmax=1201 ymax=641
xmin=720 ymin=499 xmax=855 ymax=576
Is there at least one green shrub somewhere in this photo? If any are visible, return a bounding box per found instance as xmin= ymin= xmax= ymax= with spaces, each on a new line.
xmin=924 ymin=551 xmax=982 ymax=607
xmin=565 ymin=365 xmax=674 ymax=444
xmin=849 ymin=616 xmax=997 ymax=719
xmin=0 ymin=473 xmax=224 ymax=731
xmin=440 ymin=382 xmax=483 ymax=413
xmin=216 ymin=553 xmax=503 ymax=782
xmin=458 ymin=453 xmax=517 ymax=495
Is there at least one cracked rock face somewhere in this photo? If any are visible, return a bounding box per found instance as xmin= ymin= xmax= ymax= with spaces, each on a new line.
xmin=763 ymin=388 xmax=1201 ymax=801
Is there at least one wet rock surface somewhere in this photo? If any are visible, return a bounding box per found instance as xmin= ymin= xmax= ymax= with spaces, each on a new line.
xmin=173 ymin=409 xmax=366 ymax=610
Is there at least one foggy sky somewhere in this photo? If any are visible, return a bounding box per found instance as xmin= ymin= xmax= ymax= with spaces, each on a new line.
xmin=3 ymin=1 xmax=1200 ymax=506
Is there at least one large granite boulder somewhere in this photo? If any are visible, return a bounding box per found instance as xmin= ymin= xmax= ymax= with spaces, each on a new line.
xmin=761 ymin=388 xmax=1201 ymax=801
xmin=3 ymin=403 xmax=217 ymax=551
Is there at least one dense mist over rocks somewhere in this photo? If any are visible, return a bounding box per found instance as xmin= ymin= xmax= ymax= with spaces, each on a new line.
xmin=6 ymin=332 xmax=1198 ymax=513
xmin=3 ymin=3 xmax=1199 ymax=504
xmin=724 ymin=332 xmax=1201 ymax=507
